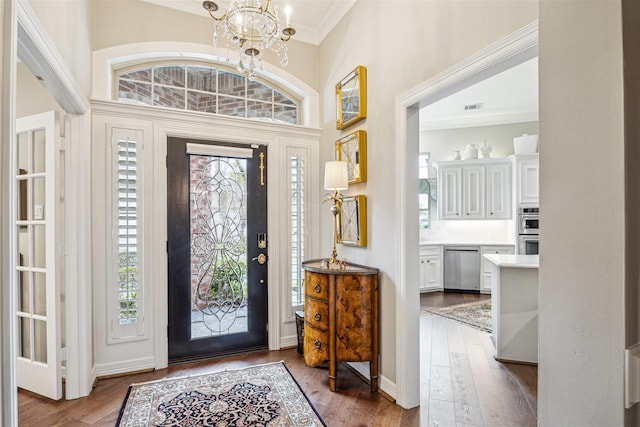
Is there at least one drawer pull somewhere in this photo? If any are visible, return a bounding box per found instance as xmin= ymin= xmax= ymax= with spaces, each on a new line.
xmin=314 ymin=340 xmax=322 ymax=349
xmin=314 ymin=313 xmax=321 ymax=321
xmin=314 ymin=283 xmax=321 ymax=293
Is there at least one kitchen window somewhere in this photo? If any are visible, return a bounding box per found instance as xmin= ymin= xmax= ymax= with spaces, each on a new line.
xmin=419 ymin=152 xmax=432 ymax=229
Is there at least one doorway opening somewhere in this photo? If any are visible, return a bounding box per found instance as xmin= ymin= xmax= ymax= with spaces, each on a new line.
xmin=394 ymin=21 xmax=538 ymax=409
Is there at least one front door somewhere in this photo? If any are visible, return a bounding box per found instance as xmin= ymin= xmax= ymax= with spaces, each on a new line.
xmin=167 ymin=137 xmax=268 ymax=363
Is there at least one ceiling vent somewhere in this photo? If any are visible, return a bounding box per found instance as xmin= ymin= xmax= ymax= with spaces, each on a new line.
xmin=464 ymin=103 xmax=484 ymax=111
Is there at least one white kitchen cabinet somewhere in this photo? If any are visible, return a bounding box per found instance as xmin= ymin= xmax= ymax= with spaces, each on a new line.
xmin=438 ymin=167 xmax=462 ymax=219
xmin=420 ymin=245 xmax=443 ymax=292
xmin=436 ymin=159 xmax=512 ymax=220
xmin=462 ymin=166 xmax=485 ymax=219
xmin=515 ymin=154 xmax=539 ymax=208
xmin=486 ymin=163 xmax=512 ymax=219
xmin=480 ymin=245 xmax=515 ymax=293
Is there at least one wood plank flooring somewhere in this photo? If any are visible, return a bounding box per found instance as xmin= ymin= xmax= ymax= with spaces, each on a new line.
xmin=18 ymin=291 xmax=536 ymax=426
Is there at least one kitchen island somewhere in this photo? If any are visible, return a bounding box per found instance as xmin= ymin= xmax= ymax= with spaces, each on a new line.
xmin=483 ymin=254 xmax=539 ymax=364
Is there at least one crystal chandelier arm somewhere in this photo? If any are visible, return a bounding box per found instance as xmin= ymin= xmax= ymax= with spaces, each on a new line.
xmin=202 ymin=1 xmax=226 ymax=21
xmin=281 ymin=27 xmax=296 ymax=42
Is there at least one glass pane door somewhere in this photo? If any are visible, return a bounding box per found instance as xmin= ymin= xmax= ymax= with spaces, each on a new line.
xmin=15 ymin=112 xmax=62 ymax=400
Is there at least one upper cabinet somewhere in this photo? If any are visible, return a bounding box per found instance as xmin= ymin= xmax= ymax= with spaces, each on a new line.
xmin=436 ymin=159 xmax=512 ymax=220
xmin=514 ymin=154 xmax=539 ymax=208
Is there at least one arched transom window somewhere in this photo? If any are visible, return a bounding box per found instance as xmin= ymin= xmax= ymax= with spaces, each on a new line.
xmin=115 ymin=64 xmax=299 ymax=124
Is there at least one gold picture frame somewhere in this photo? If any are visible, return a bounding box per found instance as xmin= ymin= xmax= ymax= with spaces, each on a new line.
xmin=336 ymin=65 xmax=367 ymax=130
xmin=338 ymin=195 xmax=367 ymax=247
xmin=335 ymin=130 xmax=367 ymax=184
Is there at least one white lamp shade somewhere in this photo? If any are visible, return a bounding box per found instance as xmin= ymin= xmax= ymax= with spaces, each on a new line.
xmin=324 ymin=161 xmax=349 ymax=191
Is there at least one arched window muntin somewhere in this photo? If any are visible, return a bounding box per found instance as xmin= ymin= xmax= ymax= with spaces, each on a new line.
xmin=113 ymin=61 xmax=301 ymax=125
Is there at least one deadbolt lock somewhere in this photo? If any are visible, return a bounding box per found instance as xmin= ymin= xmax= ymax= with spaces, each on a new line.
xmin=252 ymin=253 xmax=267 ymax=265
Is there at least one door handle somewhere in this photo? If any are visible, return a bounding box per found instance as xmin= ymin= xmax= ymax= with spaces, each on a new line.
xmin=252 ymin=253 xmax=268 ymax=265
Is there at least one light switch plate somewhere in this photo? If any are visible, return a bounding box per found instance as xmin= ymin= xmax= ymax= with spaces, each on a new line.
xmin=34 ymin=204 xmax=44 ymax=220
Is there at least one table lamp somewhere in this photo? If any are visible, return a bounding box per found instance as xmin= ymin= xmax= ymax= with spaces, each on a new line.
xmin=324 ymin=161 xmax=349 ymax=266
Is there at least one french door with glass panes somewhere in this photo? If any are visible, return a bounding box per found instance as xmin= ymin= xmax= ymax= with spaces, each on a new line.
xmin=15 ymin=111 xmax=63 ymax=400
xmin=167 ymin=137 xmax=268 ymax=362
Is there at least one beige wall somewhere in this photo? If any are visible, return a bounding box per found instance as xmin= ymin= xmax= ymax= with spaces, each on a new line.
xmin=28 ymin=0 xmax=92 ymax=96
xmin=623 ymin=0 xmax=640 ymax=424
xmin=318 ymin=1 xmax=537 ymax=384
xmin=91 ymin=0 xmax=320 ymax=93
xmin=539 ymin=1 xmax=625 ymax=424
xmin=16 ymin=62 xmax=59 ymax=118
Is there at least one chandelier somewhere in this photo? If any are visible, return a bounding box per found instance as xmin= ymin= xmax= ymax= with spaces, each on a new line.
xmin=202 ymin=0 xmax=296 ymax=80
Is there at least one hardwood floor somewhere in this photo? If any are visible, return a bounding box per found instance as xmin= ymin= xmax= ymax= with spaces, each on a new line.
xmin=420 ymin=291 xmax=537 ymax=426
xmin=18 ymin=291 xmax=536 ymax=426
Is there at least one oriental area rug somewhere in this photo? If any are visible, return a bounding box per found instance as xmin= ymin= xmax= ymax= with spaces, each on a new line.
xmin=425 ymin=299 xmax=492 ymax=332
xmin=116 ymin=361 xmax=326 ymax=427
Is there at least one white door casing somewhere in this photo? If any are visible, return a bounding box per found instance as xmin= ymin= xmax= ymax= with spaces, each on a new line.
xmin=15 ymin=111 xmax=62 ymax=400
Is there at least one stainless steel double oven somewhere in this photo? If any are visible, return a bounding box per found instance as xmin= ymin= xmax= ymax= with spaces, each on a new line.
xmin=517 ymin=207 xmax=539 ymax=255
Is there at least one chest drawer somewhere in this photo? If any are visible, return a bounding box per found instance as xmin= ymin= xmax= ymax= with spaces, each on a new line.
xmin=305 ymin=299 xmax=329 ymax=331
xmin=305 ymin=271 xmax=329 ymax=301
xmin=303 ymin=324 xmax=329 ymax=367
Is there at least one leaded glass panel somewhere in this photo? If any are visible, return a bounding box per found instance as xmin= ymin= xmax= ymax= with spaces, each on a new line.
xmin=190 ymin=155 xmax=249 ymax=337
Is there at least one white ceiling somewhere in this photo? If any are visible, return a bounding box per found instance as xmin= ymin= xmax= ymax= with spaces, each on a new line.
xmin=140 ymin=0 xmax=356 ymax=45
xmin=420 ymin=57 xmax=539 ymax=131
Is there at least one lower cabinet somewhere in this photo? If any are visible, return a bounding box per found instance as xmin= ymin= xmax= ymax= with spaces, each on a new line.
xmin=480 ymin=245 xmax=515 ymax=293
xmin=420 ymin=245 xmax=443 ymax=292
xmin=302 ymin=259 xmax=379 ymax=392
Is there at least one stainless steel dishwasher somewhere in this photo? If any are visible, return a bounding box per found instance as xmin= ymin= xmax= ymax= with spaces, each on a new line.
xmin=443 ymin=246 xmax=480 ymax=291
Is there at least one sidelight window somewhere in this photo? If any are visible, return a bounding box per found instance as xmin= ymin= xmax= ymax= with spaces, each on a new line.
xmin=117 ymin=137 xmax=139 ymax=324
xmin=287 ymin=147 xmax=309 ymax=313
xmin=109 ymin=127 xmax=146 ymax=342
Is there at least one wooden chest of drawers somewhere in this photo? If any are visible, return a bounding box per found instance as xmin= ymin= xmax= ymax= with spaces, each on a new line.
xmin=301 ymin=259 xmax=379 ymax=392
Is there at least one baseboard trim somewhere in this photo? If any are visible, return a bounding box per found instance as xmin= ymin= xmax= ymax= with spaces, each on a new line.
xmin=95 ymin=357 xmax=155 ymax=378
xmin=346 ymin=361 xmax=397 ymax=401
xmin=279 ymin=334 xmax=298 ymax=350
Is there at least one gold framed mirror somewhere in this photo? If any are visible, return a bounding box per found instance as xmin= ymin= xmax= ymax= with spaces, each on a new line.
xmin=335 ymin=130 xmax=367 ymax=184
xmin=338 ymin=195 xmax=367 ymax=247
xmin=336 ymin=65 xmax=367 ymax=130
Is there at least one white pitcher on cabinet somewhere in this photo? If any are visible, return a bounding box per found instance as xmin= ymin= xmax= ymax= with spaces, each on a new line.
xmin=463 ymin=144 xmax=478 ymax=159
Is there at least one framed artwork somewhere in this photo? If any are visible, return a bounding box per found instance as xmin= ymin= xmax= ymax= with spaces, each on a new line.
xmin=338 ymin=195 xmax=367 ymax=247
xmin=335 ymin=130 xmax=367 ymax=184
xmin=336 ymin=65 xmax=367 ymax=130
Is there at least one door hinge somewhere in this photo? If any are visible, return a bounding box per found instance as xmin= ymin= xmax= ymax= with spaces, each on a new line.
xmin=56 ymin=242 xmax=67 ymax=256
xmin=166 ymin=241 xmax=169 ymax=253
xmin=60 ymin=346 xmax=67 ymax=362
xmin=266 ymin=323 xmax=269 ymax=332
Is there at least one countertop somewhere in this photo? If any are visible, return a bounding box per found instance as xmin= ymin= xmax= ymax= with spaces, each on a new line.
xmin=420 ymin=242 xmax=515 ymax=246
xmin=483 ymin=254 xmax=539 ymax=268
